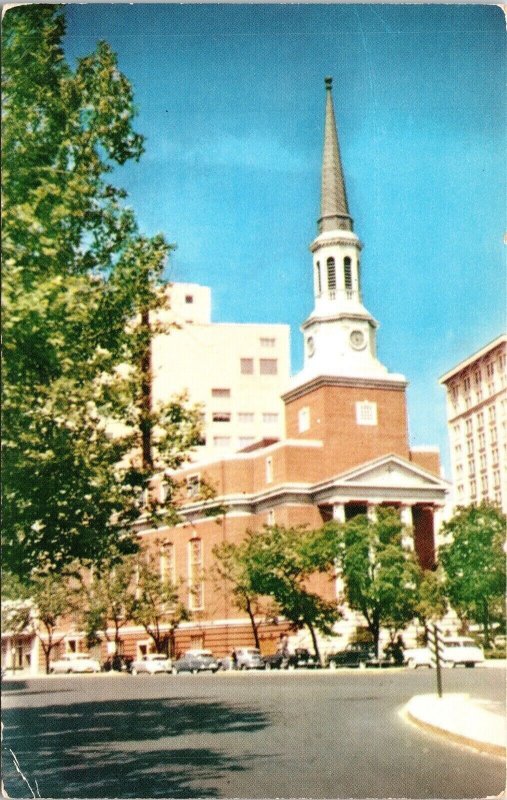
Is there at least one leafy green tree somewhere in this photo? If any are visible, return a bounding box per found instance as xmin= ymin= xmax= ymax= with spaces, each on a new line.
xmin=2 ymin=6 xmax=203 ymax=581
xmin=246 ymin=525 xmax=342 ymax=664
xmin=212 ymin=535 xmax=275 ymax=650
xmin=439 ymin=502 xmax=506 ymax=646
xmin=131 ymin=556 xmax=189 ymax=657
xmin=413 ymin=568 xmax=447 ymax=631
xmin=1 ymin=572 xmax=76 ymax=674
xmin=80 ymin=552 xmax=137 ymax=655
xmin=337 ymin=508 xmax=422 ymax=654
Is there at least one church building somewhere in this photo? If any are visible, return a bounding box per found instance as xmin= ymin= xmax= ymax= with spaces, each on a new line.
xmin=131 ymin=77 xmax=449 ymax=658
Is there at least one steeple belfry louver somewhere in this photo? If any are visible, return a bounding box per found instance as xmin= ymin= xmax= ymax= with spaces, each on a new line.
xmin=318 ymin=77 xmax=353 ymax=234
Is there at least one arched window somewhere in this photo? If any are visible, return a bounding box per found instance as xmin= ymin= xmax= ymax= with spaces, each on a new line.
xmin=344 ymin=257 xmax=352 ymax=292
xmin=327 ymin=257 xmax=336 ymax=291
xmin=316 ymin=261 xmax=321 ymax=294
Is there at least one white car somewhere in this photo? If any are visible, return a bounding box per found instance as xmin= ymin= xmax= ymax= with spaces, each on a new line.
xmin=50 ymin=653 xmax=101 ymax=674
xmin=405 ymin=637 xmax=485 ymax=669
xmin=131 ymin=653 xmax=172 ymax=675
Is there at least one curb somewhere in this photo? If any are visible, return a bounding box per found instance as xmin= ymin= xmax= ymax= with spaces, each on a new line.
xmin=403 ymin=694 xmax=506 ymax=759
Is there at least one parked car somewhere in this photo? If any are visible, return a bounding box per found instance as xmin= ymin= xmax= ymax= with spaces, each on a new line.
xmin=131 ymin=653 xmax=172 ymax=675
xmin=172 ymin=649 xmax=220 ymax=674
xmin=50 ymin=653 xmax=101 ymax=674
xmin=263 ymin=651 xmax=289 ymax=670
xmin=287 ymin=648 xmax=321 ymax=669
xmin=326 ymin=643 xmax=375 ymax=669
xmin=102 ymin=655 xmax=133 ymax=673
xmin=404 ymin=637 xmax=485 ymax=669
xmin=234 ymin=648 xmax=265 ymax=670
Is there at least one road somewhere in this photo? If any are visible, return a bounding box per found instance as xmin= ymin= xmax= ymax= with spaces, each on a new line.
xmin=2 ymin=667 xmax=505 ymax=799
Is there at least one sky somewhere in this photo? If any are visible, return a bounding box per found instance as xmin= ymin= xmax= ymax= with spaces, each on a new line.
xmin=63 ymin=4 xmax=505 ymax=477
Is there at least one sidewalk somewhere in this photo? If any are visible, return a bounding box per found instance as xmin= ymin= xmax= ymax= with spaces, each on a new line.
xmin=404 ymin=693 xmax=506 ymax=758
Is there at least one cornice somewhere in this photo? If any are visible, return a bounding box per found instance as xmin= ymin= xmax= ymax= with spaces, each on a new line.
xmin=282 ymin=373 xmax=408 ymax=403
xmin=310 ymin=236 xmax=363 ymax=253
xmin=301 ymin=312 xmax=378 ymax=331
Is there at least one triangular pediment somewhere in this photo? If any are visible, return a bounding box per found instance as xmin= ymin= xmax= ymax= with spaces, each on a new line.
xmin=337 ymin=455 xmax=447 ymax=490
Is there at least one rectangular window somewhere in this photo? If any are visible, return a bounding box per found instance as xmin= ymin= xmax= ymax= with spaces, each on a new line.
xmin=213 ymin=436 xmax=231 ymax=448
xmin=474 ymin=370 xmax=482 ymax=385
xmin=185 ymin=295 xmax=194 ymax=304
xmin=468 ymin=459 xmax=475 ymax=477
xmin=488 ymin=406 xmax=496 ymax=423
xmin=466 ymin=418 xmax=473 ymax=435
xmin=188 ymin=539 xmax=203 ymax=610
xmin=241 ymin=358 xmax=254 ymax=375
xmin=463 ymin=376 xmax=471 ymax=392
xmin=262 ymin=412 xmax=279 ymax=424
xmin=490 ymin=426 xmax=498 ymax=444
xmin=260 ymin=337 xmax=276 ymax=348
xmin=212 ymin=388 xmax=230 ymax=398
xmin=187 ymin=474 xmax=200 ymax=497
xmin=356 ymin=401 xmax=378 ymax=426
xmin=477 ymin=412 xmax=484 ymax=429
xmin=486 ymin=362 xmax=495 ymax=378
xmin=238 ymin=412 xmax=254 ymax=423
xmin=298 ymin=406 xmax=310 ymax=433
xmin=266 ymin=456 xmax=273 ymax=484
xmin=260 ymin=358 xmax=278 ymax=375
xmin=212 ymin=411 xmax=231 ymax=423
xmin=160 ymin=543 xmax=175 ymax=584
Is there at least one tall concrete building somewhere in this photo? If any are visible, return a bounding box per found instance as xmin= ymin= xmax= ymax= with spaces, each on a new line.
xmin=440 ymin=334 xmax=507 ymax=511
xmin=152 ymin=281 xmax=290 ymax=460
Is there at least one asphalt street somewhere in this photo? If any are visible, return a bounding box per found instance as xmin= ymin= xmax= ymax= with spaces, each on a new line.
xmin=2 ymin=667 xmax=505 ymax=799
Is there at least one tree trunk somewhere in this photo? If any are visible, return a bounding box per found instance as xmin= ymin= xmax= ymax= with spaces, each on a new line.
xmin=140 ymin=308 xmax=153 ymax=472
xmin=306 ymin=620 xmax=321 ymax=665
xmin=245 ymin=597 xmax=261 ymax=650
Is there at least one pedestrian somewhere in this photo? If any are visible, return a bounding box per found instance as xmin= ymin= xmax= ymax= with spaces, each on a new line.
xmin=231 ymin=649 xmax=237 ymax=670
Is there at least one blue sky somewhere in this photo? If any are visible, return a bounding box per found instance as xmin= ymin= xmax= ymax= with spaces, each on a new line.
xmin=63 ymin=4 xmax=505 ymax=476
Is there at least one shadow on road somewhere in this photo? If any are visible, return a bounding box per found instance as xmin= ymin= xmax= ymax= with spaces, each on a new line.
xmin=2 ymin=696 xmax=270 ymax=798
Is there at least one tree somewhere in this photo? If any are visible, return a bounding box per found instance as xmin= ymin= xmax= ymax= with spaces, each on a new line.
xmin=212 ymin=535 xmax=273 ymax=650
xmin=80 ymin=552 xmax=137 ymax=655
xmin=131 ymin=556 xmax=189 ymax=656
xmin=1 ymin=572 xmax=77 ymax=674
xmin=413 ymin=568 xmax=447 ymax=632
xmin=439 ymin=502 xmax=506 ymax=646
xmin=337 ymin=508 xmax=422 ymax=655
xmin=246 ymin=525 xmax=342 ymax=664
xmin=2 ymin=6 xmax=203 ymax=581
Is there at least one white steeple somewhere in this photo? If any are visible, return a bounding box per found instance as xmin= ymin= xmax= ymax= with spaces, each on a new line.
xmin=290 ymin=78 xmax=405 ymax=388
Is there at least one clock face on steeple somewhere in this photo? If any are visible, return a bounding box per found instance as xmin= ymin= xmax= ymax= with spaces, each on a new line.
xmin=350 ymin=329 xmax=366 ymax=350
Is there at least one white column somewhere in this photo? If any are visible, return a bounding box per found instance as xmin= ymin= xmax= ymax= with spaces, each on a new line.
xmin=400 ymin=504 xmax=414 ymax=551
xmin=366 ymin=504 xmax=377 ymax=522
xmin=433 ymin=506 xmax=445 ymax=551
xmin=332 ymin=503 xmax=346 ymax=523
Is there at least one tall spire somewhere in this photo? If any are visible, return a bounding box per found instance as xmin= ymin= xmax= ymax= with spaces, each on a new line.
xmin=318 ymin=77 xmax=353 ymax=234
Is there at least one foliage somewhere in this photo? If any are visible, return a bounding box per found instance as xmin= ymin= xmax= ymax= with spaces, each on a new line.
xmin=337 ymin=508 xmax=422 ymax=653
xmin=212 ymin=534 xmax=274 ymax=649
xmin=413 ymin=567 xmax=447 ymax=626
xmin=2 ymin=6 xmax=204 ymax=581
xmin=439 ymin=502 xmax=506 ymax=646
xmin=245 ymin=525 xmax=342 ymax=663
xmin=131 ymin=553 xmax=189 ymax=656
xmin=80 ymin=551 xmax=137 ymax=653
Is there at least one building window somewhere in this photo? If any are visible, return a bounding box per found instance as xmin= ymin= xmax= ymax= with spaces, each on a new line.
xmin=486 ymin=362 xmax=495 ymax=378
xmin=241 ymin=358 xmax=254 ymax=375
xmin=212 ymin=412 xmax=231 ymax=423
xmin=260 ymin=337 xmax=275 ymax=348
xmin=213 ymin=436 xmax=231 ymax=448
xmin=477 ymin=412 xmax=484 ymax=429
xmin=185 ymin=295 xmax=194 ymax=304
xmin=356 ymin=401 xmax=378 ymax=426
xmin=478 ymin=432 xmax=486 ymax=450
xmin=298 ymin=406 xmax=310 ymax=433
xmin=188 ymin=539 xmax=204 ymax=610
xmin=265 ymin=456 xmax=273 ymax=484
xmin=470 ymin=479 xmax=477 ymax=497
xmin=267 ymin=509 xmax=275 ymax=525
xmin=493 ymin=470 xmax=501 ymax=488
xmin=327 ymin=257 xmax=336 ymax=291
xmin=344 ymin=257 xmax=352 ymax=292
xmin=160 ymin=543 xmax=175 ymax=584
xmin=316 ymin=261 xmax=322 ymax=294
xmin=490 ymin=426 xmax=498 ymax=444
xmin=260 ymin=359 xmax=277 ymax=375
xmin=238 ymin=412 xmax=254 ymax=423
xmin=474 ymin=370 xmax=482 ymax=385
xmin=212 ymin=388 xmax=230 ymax=398
xmin=239 ymin=437 xmax=255 ymax=449
xmin=262 ymin=412 xmax=279 ymax=424
xmin=187 ymin=474 xmax=200 ymax=497
xmin=465 ymin=418 xmax=473 ymax=435
xmin=479 ymin=453 xmax=487 ymax=471
xmin=488 ymin=406 xmax=497 ymax=423
xmin=492 ymin=447 xmax=499 ymax=465
xmin=468 ymin=459 xmax=475 ymax=477
xmin=481 ymin=475 xmax=488 ymax=494
xmin=463 ymin=376 xmax=471 ymax=392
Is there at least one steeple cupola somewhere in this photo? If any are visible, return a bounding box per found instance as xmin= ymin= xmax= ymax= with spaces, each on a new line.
xmin=287 ymin=77 xmax=405 ymax=389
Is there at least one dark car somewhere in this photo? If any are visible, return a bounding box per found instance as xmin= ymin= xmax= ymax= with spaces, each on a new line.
xmin=263 ymin=650 xmax=289 ymax=670
xmin=326 ymin=643 xmax=376 ymax=669
xmin=287 ymin=648 xmax=321 ymax=669
xmin=102 ymin=655 xmax=133 ymax=673
xmin=172 ymin=649 xmax=220 ymax=674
